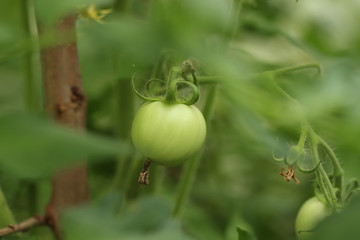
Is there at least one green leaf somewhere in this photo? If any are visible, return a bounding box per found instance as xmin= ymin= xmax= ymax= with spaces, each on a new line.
xmin=237 ymin=226 xmax=257 ymax=240
xmin=0 ymin=186 xmax=16 ymax=228
xmin=0 ymin=112 xmax=129 ymax=178
xmin=225 ymin=212 xmax=257 ymax=240
xmin=63 ymin=196 xmax=194 ymax=240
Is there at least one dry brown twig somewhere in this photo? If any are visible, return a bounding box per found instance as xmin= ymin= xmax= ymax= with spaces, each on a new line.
xmin=0 ymin=215 xmax=46 ymax=237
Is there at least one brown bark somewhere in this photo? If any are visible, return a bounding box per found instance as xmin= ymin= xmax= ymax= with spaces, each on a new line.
xmin=39 ymin=15 xmax=89 ymax=239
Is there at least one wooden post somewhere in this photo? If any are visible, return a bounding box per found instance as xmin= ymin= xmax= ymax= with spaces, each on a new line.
xmin=39 ymin=15 xmax=89 ymax=239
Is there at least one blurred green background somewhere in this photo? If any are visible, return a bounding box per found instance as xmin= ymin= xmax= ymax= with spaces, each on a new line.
xmin=1 ymin=0 xmax=360 ymax=239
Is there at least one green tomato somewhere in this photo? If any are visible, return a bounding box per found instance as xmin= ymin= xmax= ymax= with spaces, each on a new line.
xmin=295 ymin=197 xmax=331 ymax=240
xmin=131 ymin=101 xmax=206 ymax=166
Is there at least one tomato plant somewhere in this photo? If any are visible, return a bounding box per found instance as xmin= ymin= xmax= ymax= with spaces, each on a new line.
xmin=131 ymin=101 xmax=206 ymax=166
xmin=2 ymin=1 xmax=360 ymax=240
xmin=295 ymin=197 xmax=330 ymax=239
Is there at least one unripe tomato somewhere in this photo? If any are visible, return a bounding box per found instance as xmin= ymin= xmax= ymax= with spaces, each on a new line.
xmin=131 ymin=101 xmax=206 ymax=166
xmin=295 ymin=197 xmax=330 ymax=240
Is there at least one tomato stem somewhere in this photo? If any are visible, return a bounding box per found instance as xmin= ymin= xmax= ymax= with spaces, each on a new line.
xmin=309 ymin=128 xmax=338 ymax=210
xmin=131 ymin=73 xmax=163 ymax=102
xmin=317 ymin=136 xmax=344 ymax=199
xmin=261 ymin=63 xmax=322 ymax=78
xmin=172 ymin=84 xmax=217 ymax=218
xmin=165 ymin=78 xmax=178 ymax=103
xmin=230 ymin=0 xmax=244 ymax=40
xmin=297 ymin=123 xmax=308 ymax=149
xmin=196 ymin=63 xmax=322 ymax=85
xmin=166 ymin=67 xmax=182 ymax=88
xmin=22 ymin=0 xmax=39 ymax=113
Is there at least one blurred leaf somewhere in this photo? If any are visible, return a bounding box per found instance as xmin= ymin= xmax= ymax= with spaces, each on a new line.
xmin=237 ymin=226 xmax=257 ymax=240
xmin=64 ymin=196 xmax=194 ymax=240
xmin=225 ymin=212 xmax=257 ymax=240
xmin=0 ymin=112 xmax=129 ymax=178
xmin=0 ymin=186 xmax=16 ymax=227
xmin=119 ymin=197 xmax=172 ymax=232
xmin=95 ymin=191 xmax=123 ymax=214
xmin=183 ymin=202 xmax=223 ymax=240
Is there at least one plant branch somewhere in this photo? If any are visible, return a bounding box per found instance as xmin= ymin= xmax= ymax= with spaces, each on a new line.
xmin=261 ymin=63 xmax=322 ymax=77
xmin=315 ymin=171 xmax=332 ymax=207
xmin=297 ymin=123 xmax=308 ymax=149
xmin=0 ymin=215 xmax=45 ymax=237
xmin=317 ymin=165 xmax=337 ymax=210
xmin=197 ymin=63 xmax=322 ymax=85
xmin=21 ymin=0 xmax=38 ymax=112
xmin=309 ymin=128 xmax=337 ymax=210
xmin=317 ymin=136 xmax=344 ymax=196
xmin=231 ymin=0 xmax=244 ymax=40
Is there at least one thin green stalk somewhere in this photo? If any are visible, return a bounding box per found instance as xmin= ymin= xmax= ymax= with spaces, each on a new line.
xmin=0 ymin=186 xmax=16 ymax=227
xmin=261 ymin=63 xmax=322 ymax=78
xmin=172 ymin=85 xmax=217 ymax=218
xmin=309 ymin=128 xmax=337 ymax=210
xmin=197 ymin=63 xmax=321 ymax=85
xmin=111 ymin=155 xmax=127 ymax=190
xmin=113 ymin=154 xmax=141 ymax=216
xmin=317 ymin=137 xmax=344 ymax=176
xmin=317 ymin=136 xmax=344 ymax=196
xmin=111 ymin=53 xmax=135 ymax=191
xmin=20 ymin=0 xmax=41 ymax=220
xmin=21 ymin=0 xmax=38 ymax=112
xmin=317 ymin=165 xmax=337 ymax=210
xmin=297 ymin=123 xmax=308 ymax=149
xmin=122 ymin=154 xmax=143 ymax=195
xmin=231 ymin=0 xmax=244 ymax=40
xmin=310 ymin=136 xmax=332 ymax=207
xmin=315 ymin=171 xmax=332 ymax=208
xmin=149 ymin=164 xmax=165 ymax=194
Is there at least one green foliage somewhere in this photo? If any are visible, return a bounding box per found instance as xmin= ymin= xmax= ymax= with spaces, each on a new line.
xmin=0 ymin=186 xmax=16 ymax=227
xmin=0 ymin=113 xmax=129 ymax=178
xmin=64 ymin=195 xmax=194 ymax=240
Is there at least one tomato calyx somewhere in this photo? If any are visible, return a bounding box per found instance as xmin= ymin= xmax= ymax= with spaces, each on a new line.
xmin=131 ymin=65 xmax=200 ymax=105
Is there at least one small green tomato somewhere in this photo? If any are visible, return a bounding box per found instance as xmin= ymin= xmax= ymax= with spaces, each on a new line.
xmin=131 ymin=101 xmax=206 ymax=166
xmin=295 ymin=197 xmax=331 ymax=240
